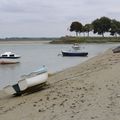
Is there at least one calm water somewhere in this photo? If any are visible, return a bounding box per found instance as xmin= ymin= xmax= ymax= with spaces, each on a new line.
xmin=0 ymin=43 xmax=119 ymax=89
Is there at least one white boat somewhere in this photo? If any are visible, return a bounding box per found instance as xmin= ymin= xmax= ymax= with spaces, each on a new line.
xmin=0 ymin=52 xmax=20 ymax=64
xmin=3 ymin=66 xmax=48 ymax=96
xmin=72 ymin=43 xmax=80 ymax=50
xmin=3 ymin=84 xmax=21 ymax=95
xmin=61 ymin=44 xmax=88 ymax=57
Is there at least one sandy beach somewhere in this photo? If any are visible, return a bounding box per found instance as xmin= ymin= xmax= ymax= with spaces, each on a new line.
xmin=0 ymin=48 xmax=120 ymax=120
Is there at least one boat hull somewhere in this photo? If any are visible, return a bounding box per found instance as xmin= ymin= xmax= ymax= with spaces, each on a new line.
xmin=3 ymin=66 xmax=48 ymax=95
xmin=18 ymin=72 xmax=48 ymax=91
xmin=0 ymin=58 xmax=20 ymax=64
xmin=62 ymin=51 xmax=88 ymax=57
xmin=3 ymin=84 xmax=21 ymax=95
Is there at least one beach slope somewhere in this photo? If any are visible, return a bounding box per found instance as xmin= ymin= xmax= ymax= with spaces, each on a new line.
xmin=0 ymin=49 xmax=120 ymax=120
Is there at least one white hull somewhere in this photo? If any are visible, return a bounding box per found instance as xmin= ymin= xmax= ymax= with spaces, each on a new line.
xmin=18 ymin=72 xmax=48 ymax=91
xmin=0 ymin=58 xmax=20 ymax=64
xmin=3 ymin=85 xmax=17 ymax=95
xmin=3 ymin=66 xmax=48 ymax=95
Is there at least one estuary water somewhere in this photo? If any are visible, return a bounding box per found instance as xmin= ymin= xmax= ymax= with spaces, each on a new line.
xmin=0 ymin=43 xmax=119 ymax=89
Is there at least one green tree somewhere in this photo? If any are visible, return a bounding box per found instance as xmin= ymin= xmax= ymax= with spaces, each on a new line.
xmin=83 ymin=24 xmax=93 ymax=37
xmin=70 ymin=21 xmax=83 ymax=36
xmin=92 ymin=17 xmax=111 ymax=37
xmin=110 ymin=19 xmax=120 ymax=37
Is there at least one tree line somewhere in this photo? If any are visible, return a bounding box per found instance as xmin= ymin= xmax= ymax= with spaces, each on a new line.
xmin=70 ymin=16 xmax=120 ymax=37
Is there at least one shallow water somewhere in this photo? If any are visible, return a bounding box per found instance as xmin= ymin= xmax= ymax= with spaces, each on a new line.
xmin=0 ymin=43 xmax=119 ymax=89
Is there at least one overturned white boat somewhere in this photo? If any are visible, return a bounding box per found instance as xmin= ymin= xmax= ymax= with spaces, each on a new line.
xmin=3 ymin=66 xmax=48 ymax=96
xmin=0 ymin=52 xmax=20 ymax=64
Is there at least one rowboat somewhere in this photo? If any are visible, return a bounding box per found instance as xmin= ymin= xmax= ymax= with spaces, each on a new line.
xmin=3 ymin=66 xmax=48 ymax=96
xmin=0 ymin=52 xmax=20 ymax=64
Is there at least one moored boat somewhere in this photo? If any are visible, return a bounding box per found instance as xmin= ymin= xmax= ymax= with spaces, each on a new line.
xmin=72 ymin=43 xmax=80 ymax=50
xmin=61 ymin=50 xmax=88 ymax=57
xmin=0 ymin=52 xmax=20 ymax=64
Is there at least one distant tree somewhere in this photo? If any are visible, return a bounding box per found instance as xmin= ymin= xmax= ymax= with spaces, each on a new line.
xmin=81 ymin=26 xmax=86 ymax=37
xmin=83 ymin=24 xmax=93 ymax=37
xmin=110 ymin=19 xmax=118 ymax=37
xmin=92 ymin=17 xmax=111 ymax=37
xmin=92 ymin=18 xmax=101 ymax=35
xmin=117 ymin=21 xmax=120 ymax=36
xmin=70 ymin=21 xmax=83 ymax=36
xmin=110 ymin=19 xmax=120 ymax=37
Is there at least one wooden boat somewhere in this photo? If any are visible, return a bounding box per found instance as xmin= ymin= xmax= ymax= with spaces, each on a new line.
xmin=0 ymin=52 xmax=20 ymax=64
xmin=3 ymin=66 xmax=48 ymax=96
xmin=61 ymin=50 xmax=88 ymax=57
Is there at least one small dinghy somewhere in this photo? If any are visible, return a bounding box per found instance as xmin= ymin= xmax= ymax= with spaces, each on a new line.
xmin=3 ymin=66 xmax=48 ymax=96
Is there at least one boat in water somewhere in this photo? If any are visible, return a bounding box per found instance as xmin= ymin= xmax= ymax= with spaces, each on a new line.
xmin=61 ymin=50 xmax=88 ymax=57
xmin=3 ymin=66 xmax=48 ymax=96
xmin=61 ymin=44 xmax=88 ymax=57
xmin=72 ymin=43 xmax=80 ymax=50
xmin=0 ymin=52 xmax=21 ymax=64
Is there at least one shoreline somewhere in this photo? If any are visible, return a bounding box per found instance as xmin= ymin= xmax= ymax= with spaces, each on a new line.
xmin=0 ymin=40 xmax=50 ymax=45
xmin=0 ymin=48 xmax=120 ymax=119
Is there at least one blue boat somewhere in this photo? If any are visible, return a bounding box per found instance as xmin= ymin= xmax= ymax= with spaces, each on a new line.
xmin=61 ymin=50 xmax=88 ymax=57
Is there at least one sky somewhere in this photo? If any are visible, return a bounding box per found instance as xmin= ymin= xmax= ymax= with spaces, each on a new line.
xmin=0 ymin=0 xmax=120 ymax=38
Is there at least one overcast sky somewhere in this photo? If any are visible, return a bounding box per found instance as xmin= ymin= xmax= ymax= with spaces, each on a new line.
xmin=0 ymin=0 xmax=120 ymax=38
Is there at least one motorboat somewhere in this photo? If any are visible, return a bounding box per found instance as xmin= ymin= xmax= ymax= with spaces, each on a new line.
xmin=0 ymin=52 xmax=20 ymax=64
xmin=3 ymin=66 xmax=48 ymax=96
xmin=61 ymin=44 xmax=88 ymax=57
xmin=72 ymin=43 xmax=80 ymax=50
xmin=61 ymin=50 xmax=88 ymax=57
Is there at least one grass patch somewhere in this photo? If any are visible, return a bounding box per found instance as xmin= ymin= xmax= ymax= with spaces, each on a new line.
xmin=50 ymin=36 xmax=120 ymax=44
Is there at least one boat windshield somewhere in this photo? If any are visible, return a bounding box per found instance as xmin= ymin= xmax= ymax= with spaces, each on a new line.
xmin=1 ymin=54 xmax=8 ymax=57
xmin=10 ymin=54 xmax=15 ymax=57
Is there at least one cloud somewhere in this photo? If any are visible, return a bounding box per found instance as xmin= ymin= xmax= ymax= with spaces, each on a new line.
xmin=0 ymin=0 xmax=120 ymax=37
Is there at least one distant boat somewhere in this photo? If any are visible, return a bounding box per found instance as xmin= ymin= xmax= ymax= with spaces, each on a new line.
xmin=61 ymin=50 xmax=88 ymax=57
xmin=3 ymin=66 xmax=48 ymax=96
xmin=72 ymin=43 xmax=80 ymax=50
xmin=0 ymin=52 xmax=20 ymax=64
xmin=61 ymin=44 xmax=88 ymax=57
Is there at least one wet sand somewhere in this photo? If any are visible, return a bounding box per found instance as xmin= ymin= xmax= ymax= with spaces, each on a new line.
xmin=0 ymin=49 xmax=120 ymax=120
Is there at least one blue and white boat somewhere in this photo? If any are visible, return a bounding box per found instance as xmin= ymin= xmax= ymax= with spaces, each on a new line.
xmin=61 ymin=44 xmax=88 ymax=57
xmin=0 ymin=52 xmax=20 ymax=64
xmin=3 ymin=66 xmax=48 ymax=96
xmin=72 ymin=43 xmax=80 ymax=50
xmin=61 ymin=50 xmax=88 ymax=57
